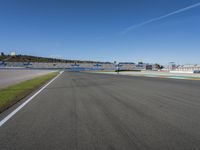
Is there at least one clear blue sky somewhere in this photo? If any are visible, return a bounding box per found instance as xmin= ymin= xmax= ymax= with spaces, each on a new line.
xmin=0 ymin=0 xmax=200 ymax=64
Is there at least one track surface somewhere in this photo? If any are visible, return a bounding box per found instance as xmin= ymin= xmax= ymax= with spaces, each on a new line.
xmin=0 ymin=71 xmax=200 ymax=150
xmin=0 ymin=69 xmax=55 ymax=89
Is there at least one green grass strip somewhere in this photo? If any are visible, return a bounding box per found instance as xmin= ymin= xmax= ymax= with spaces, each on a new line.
xmin=0 ymin=72 xmax=59 ymax=113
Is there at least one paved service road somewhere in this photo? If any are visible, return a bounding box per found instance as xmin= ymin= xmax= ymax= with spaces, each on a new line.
xmin=0 ymin=69 xmax=55 ymax=89
xmin=0 ymin=71 xmax=200 ymax=150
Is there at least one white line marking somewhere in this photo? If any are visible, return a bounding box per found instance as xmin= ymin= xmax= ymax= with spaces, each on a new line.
xmin=0 ymin=71 xmax=64 ymax=127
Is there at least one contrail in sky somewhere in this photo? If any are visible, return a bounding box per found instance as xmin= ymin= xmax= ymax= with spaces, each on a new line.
xmin=122 ymin=2 xmax=200 ymax=34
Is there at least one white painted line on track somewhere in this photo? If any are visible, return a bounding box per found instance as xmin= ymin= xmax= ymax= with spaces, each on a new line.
xmin=0 ymin=71 xmax=64 ymax=127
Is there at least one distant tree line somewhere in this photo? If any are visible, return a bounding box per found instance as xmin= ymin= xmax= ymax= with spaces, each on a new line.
xmin=155 ymin=63 xmax=164 ymax=69
xmin=0 ymin=53 xmax=111 ymax=64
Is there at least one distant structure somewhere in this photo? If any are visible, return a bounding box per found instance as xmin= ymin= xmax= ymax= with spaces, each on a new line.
xmin=168 ymin=62 xmax=176 ymax=71
xmin=136 ymin=62 xmax=146 ymax=70
xmin=10 ymin=52 xmax=16 ymax=56
xmin=0 ymin=52 xmax=5 ymax=56
xmin=117 ymin=62 xmax=162 ymax=71
xmin=1 ymin=54 xmax=199 ymax=73
xmin=166 ymin=62 xmax=200 ymax=73
xmin=146 ymin=64 xmax=158 ymax=71
xmin=176 ymin=64 xmax=200 ymax=72
xmin=118 ymin=62 xmax=136 ymax=70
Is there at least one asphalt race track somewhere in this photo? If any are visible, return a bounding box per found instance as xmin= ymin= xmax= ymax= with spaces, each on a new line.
xmin=0 ymin=71 xmax=200 ymax=150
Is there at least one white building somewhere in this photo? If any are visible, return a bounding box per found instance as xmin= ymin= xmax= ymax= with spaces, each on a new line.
xmin=10 ymin=52 xmax=16 ymax=56
xmin=176 ymin=64 xmax=200 ymax=71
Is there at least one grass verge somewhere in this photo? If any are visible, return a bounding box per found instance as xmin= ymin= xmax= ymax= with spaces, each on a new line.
xmin=0 ymin=72 xmax=59 ymax=113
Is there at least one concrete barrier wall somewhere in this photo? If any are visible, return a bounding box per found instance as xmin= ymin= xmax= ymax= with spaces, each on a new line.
xmin=170 ymin=71 xmax=194 ymax=74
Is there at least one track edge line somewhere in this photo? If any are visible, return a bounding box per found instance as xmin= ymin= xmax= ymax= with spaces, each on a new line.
xmin=0 ymin=71 xmax=64 ymax=127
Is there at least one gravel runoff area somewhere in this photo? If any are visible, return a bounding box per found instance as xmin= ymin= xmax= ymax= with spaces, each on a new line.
xmin=92 ymin=71 xmax=200 ymax=80
xmin=0 ymin=69 xmax=57 ymax=89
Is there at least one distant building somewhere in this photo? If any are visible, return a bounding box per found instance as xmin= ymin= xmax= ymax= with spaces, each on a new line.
xmin=176 ymin=64 xmax=200 ymax=71
xmin=136 ymin=62 xmax=146 ymax=70
xmin=146 ymin=64 xmax=153 ymax=70
xmin=118 ymin=62 xmax=136 ymax=70
xmin=146 ymin=64 xmax=161 ymax=71
xmin=168 ymin=62 xmax=176 ymax=70
xmin=10 ymin=52 xmax=16 ymax=56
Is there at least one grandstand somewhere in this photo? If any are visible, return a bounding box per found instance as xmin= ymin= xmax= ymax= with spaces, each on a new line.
xmin=0 ymin=61 xmax=5 ymax=67
xmin=2 ymin=54 xmax=199 ymax=73
xmin=0 ymin=54 xmax=165 ymax=71
xmin=118 ymin=62 xmax=136 ymax=70
xmin=175 ymin=64 xmax=200 ymax=72
xmin=0 ymin=54 xmax=117 ymax=70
